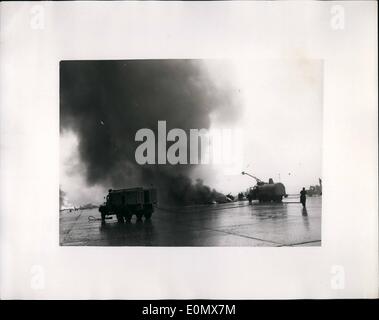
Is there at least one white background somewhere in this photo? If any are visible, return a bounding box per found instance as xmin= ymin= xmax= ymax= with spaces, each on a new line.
xmin=0 ymin=1 xmax=377 ymax=299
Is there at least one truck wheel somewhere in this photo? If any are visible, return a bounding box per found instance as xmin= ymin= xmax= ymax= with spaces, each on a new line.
xmin=124 ymin=214 xmax=132 ymax=223
xmin=144 ymin=211 xmax=152 ymax=220
xmin=136 ymin=212 xmax=143 ymax=222
xmin=116 ymin=214 xmax=124 ymax=224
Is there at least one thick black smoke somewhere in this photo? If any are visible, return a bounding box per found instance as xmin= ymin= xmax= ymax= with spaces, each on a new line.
xmin=60 ymin=60 xmax=239 ymax=205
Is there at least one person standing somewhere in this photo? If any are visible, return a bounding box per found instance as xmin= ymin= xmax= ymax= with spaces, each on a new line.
xmin=300 ymin=187 xmax=307 ymax=207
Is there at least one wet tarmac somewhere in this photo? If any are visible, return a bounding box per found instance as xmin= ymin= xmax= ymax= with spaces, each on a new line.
xmin=60 ymin=197 xmax=321 ymax=247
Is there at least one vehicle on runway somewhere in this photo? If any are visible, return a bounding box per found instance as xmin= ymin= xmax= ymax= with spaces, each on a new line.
xmin=242 ymin=172 xmax=287 ymax=203
xmin=99 ymin=187 xmax=157 ymax=223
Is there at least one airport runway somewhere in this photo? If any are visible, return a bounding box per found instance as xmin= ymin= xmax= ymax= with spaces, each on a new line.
xmin=60 ymin=197 xmax=321 ymax=247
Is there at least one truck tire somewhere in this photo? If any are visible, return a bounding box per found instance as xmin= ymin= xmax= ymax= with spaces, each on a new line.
xmin=136 ymin=212 xmax=143 ymax=222
xmin=99 ymin=206 xmax=107 ymax=221
xmin=275 ymin=196 xmax=282 ymax=203
xmin=122 ymin=208 xmax=132 ymax=223
xmin=144 ymin=211 xmax=152 ymax=220
xmin=116 ymin=214 xmax=124 ymax=224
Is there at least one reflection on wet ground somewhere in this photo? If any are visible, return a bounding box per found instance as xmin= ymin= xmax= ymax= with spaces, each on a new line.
xmin=60 ymin=197 xmax=321 ymax=246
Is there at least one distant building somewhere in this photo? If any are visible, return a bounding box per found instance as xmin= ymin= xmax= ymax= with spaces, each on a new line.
xmin=306 ymin=178 xmax=322 ymax=196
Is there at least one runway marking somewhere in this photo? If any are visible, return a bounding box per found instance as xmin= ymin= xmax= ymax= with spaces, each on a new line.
xmin=205 ymin=228 xmax=283 ymax=246
xmin=278 ymin=240 xmax=321 ymax=247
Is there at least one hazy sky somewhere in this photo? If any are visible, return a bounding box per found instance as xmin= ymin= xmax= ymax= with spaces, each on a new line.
xmin=200 ymin=59 xmax=323 ymax=195
xmin=60 ymin=59 xmax=322 ymax=206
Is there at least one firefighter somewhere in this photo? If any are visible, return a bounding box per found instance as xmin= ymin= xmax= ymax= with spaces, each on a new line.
xmin=300 ymin=187 xmax=307 ymax=207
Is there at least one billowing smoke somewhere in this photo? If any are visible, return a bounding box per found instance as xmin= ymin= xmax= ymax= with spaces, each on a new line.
xmin=60 ymin=60 xmax=239 ymax=205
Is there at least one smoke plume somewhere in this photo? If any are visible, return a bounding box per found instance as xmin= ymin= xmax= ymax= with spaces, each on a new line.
xmin=60 ymin=60 xmax=239 ymax=205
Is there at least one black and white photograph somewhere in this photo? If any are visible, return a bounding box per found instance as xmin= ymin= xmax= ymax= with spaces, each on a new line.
xmin=60 ymin=59 xmax=322 ymax=247
xmin=0 ymin=1 xmax=377 ymax=300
